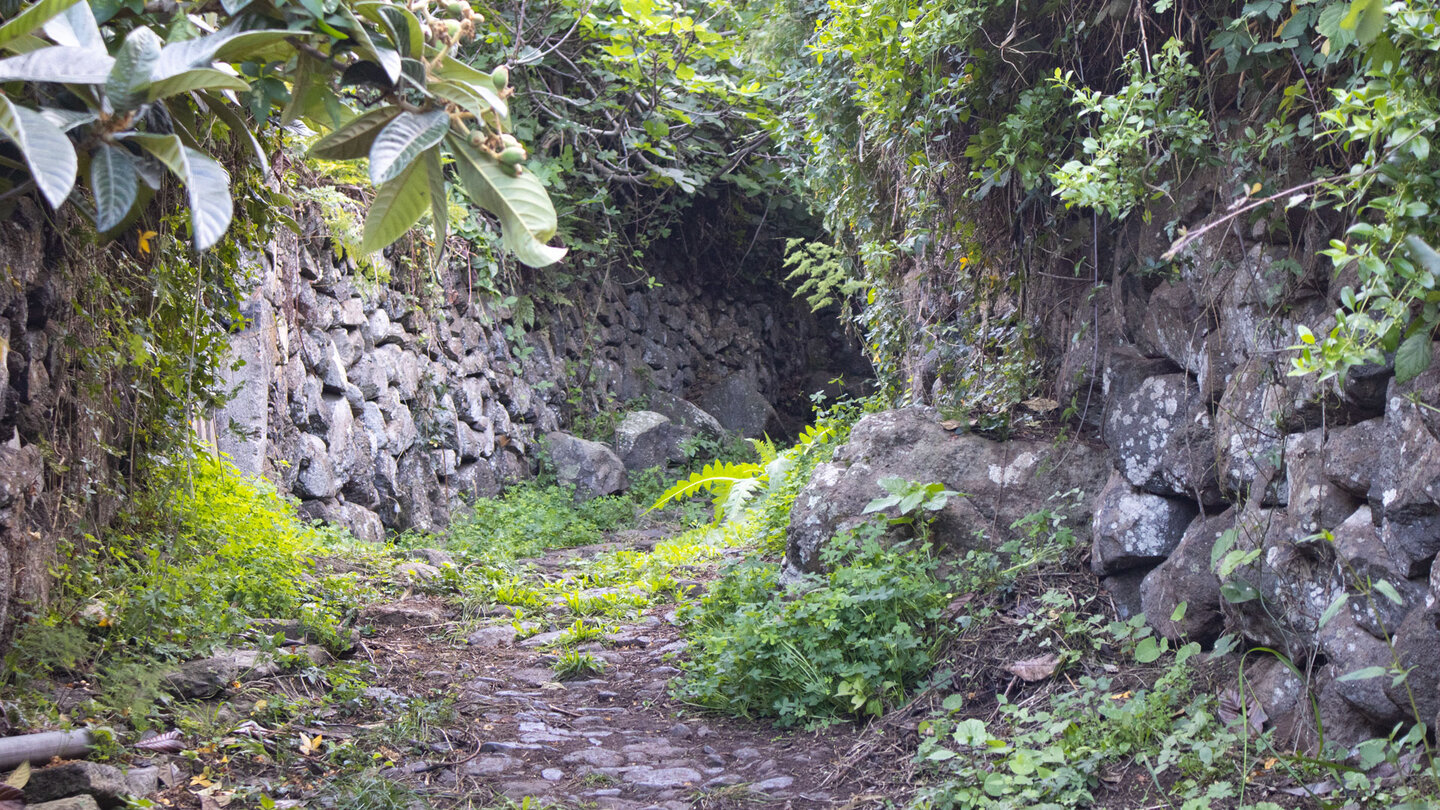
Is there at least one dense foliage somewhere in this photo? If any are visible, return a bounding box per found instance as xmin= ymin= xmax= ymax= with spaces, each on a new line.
xmin=0 ymin=0 xmax=561 ymax=262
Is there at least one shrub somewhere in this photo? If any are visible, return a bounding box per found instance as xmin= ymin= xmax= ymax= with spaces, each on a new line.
xmin=676 ymin=520 xmax=952 ymax=726
xmin=447 ymin=483 xmax=637 ymax=563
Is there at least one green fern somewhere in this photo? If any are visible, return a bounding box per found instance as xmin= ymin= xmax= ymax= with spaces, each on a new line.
xmin=649 ymin=461 xmax=765 ymax=522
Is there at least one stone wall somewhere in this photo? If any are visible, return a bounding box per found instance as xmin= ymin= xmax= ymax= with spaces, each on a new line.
xmin=214 ymin=209 xmax=868 ymax=540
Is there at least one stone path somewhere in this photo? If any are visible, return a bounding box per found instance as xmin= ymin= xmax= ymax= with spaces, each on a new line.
xmin=354 ymin=543 xmax=885 ymax=809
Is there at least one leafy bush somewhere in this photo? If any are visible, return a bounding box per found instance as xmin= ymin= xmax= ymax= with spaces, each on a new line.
xmin=0 ymin=0 xmax=560 ymax=263
xmin=676 ymin=521 xmax=952 ymax=726
xmin=446 ymin=483 xmax=637 ymax=563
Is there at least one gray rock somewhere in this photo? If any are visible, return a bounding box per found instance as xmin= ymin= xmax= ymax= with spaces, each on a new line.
xmin=614 ymin=411 xmax=691 ymax=472
xmin=785 ymin=408 xmax=1109 ymax=576
xmin=25 ymin=762 xmax=157 ymax=807
xmin=1325 ymin=418 xmax=1385 ymax=498
xmin=751 ymin=776 xmax=795 ymax=793
xmin=29 ymin=798 xmax=103 ymax=810
xmin=1373 ymin=350 xmax=1440 ymax=577
xmin=697 ymin=371 xmax=777 ymax=438
xmin=1100 ymin=566 xmax=1152 ymax=620
xmin=464 ymin=625 xmax=514 ymax=648
xmin=622 ymin=766 xmax=703 ymax=789
xmin=1318 ymin=609 xmax=1407 ymax=725
xmin=1331 ymin=506 xmax=1423 ymax=639
xmin=407 ymin=548 xmax=455 ymax=567
xmin=648 ymin=392 xmax=725 ymax=439
xmin=1090 ymin=471 xmax=1198 ymax=576
xmin=1285 ymin=429 xmax=1362 ymax=535
xmin=396 ymin=561 xmax=441 ymax=582
xmin=461 ymin=754 xmax=519 ymax=776
xmin=1140 ymin=510 xmax=1231 ymax=642
xmin=1214 ymin=359 xmax=1287 ymax=502
xmin=1384 ymin=605 xmax=1440 ymax=728
xmin=162 ymin=649 xmax=276 ymax=699
xmin=562 ymin=748 xmax=627 ymax=768
xmin=546 ymin=431 xmax=627 ymax=498
xmin=361 ymin=602 xmax=444 ymax=627
xmin=295 ymin=433 xmax=338 ymax=499
xmin=1104 ymin=373 xmax=1221 ymax=504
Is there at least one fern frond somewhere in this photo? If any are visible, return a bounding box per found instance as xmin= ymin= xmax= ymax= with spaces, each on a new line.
xmin=648 ymin=461 xmax=765 ymax=513
xmin=719 ymin=476 xmax=765 ymax=522
xmin=749 ymin=436 xmax=778 ymax=465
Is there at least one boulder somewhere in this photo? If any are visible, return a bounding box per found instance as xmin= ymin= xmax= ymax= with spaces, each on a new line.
xmin=1383 ymin=605 xmax=1440 ymax=729
xmin=25 ymin=762 xmax=156 ymax=808
xmin=613 ymin=411 xmax=692 ymax=472
xmin=1325 ymin=417 xmax=1384 ymax=497
xmin=162 ymin=650 xmax=277 ymax=699
xmin=295 ymin=434 xmax=337 ymax=499
xmin=784 ymin=408 xmax=1109 ymax=576
xmin=545 ymin=431 xmax=627 ymax=498
xmin=697 ymin=371 xmax=777 ymax=438
xmin=1090 ymin=471 xmax=1198 ymax=576
xmin=1214 ymin=359 xmax=1287 ymax=502
xmin=1373 ymin=347 xmax=1440 ymax=577
xmin=1284 ymin=428 xmax=1361 ymax=535
xmin=1216 ymin=508 xmax=1344 ymax=660
xmin=1104 ymin=373 xmax=1221 ymax=505
xmin=1331 ymin=506 xmax=1425 ymax=639
xmin=1318 ymin=609 xmax=1407 ymax=726
xmin=648 ymin=391 xmax=725 ymax=440
xmin=1140 ymin=510 xmax=1232 ymax=642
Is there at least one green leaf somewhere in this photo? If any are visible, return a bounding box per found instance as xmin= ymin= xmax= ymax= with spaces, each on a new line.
xmin=369 ymin=109 xmax=450 ymax=186
xmin=430 ymin=79 xmax=508 ymax=123
xmin=1169 ymin=601 xmax=1187 ymax=622
xmin=1318 ymin=592 xmax=1349 ymax=629
xmin=0 ymin=0 xmax=80 ymax=51
xmin=1220 ymin=579 xmax=1260 ymax=604
xmin=357 ymin=1 xmax=424 ymax=59
xmin=199 ymin=92 xmax=269 ymax=175
xmin=1336 ymin=665 xmax=1387 ymax=682
xmin=447 ymin=134 xmax=566 ymax=267
xmin=125 ymin=133 xmax=233 ymax=251
xmin=339 ymin=4 xmax=400 ymax=82
xmin=153 ymin=28 xmax=291 ymax=80
xmin=147 ymin=68 xmax=248 ymax=102
xmin=1394 ymin=332 xmax=1432 ymax=385
xmin=1373 ymin=579 xmax=1404 ymax=606
xmin=359 ymin=156 xmax=430 ymax=254
xmin=39 ymin=1 xmax=101 ymax=50
xmin=107 ymin=26 xmax=161 ymax=112
xmin=307 ymin=107 xmax=401 ymax=160
xmin=0 ymin=44 xmax=112 ymax=82
xmin=1135 ymin=637 xmax=1163 ymax=663
xmin=0 ymin=95 xmax=75 ymax=207
xmin=90 ymin=142 xmax=138 ymax=232
xmin=1340 ymin=0 xmax=1387 ymax=45
xmin=941 ymin=693 xmax=964 ymax=712
xmin=37 ymin=107 xmax=95 ymax=131
xmin=425 ymin=148 xmax=447 ymax=248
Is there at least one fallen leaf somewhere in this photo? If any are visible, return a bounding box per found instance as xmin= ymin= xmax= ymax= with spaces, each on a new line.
xmin=1005 ymin=653 xmax=1059 ymax=682
xmin=1108 ymin=691 xmax=1132 ymax=700
xmin=136 ymin=729 xmax=187 ymax=754
xmin=0 ymin=783 xmax=24 ymax=809
xmin=1218 ymin=687 xmax=1268 ymax=736
xmin=4 ymin=762 xmax=28 ymax=789
xmin=1022 ymin=397 xmax=1059 ymax=413
xmin=940 ymin=419 xmax=965 ymax=430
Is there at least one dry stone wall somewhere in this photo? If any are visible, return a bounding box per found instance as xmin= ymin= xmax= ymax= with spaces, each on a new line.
xmin=214 ymin=212 xmax=867 ymax=540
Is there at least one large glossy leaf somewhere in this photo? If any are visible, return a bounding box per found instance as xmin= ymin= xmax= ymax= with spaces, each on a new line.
xmin=126 ymin=133 xmax=233 ymax=250
xmin=447 ymin=134 xmax=566 ymax=268
xmin=0 ymin=0 xmax=80 ymax=51
xmin=0 ymin=45 xmax=112 ymax=82
xmin=359 ymin=156 xmax=430 ymax=253
xmin=90 ymin=142 xmax=138 ymax=231
xmin=1395 ymin=332 xmax=1433 ymax=385
xmin=369 ymin=109 xmax=449 ymax=185
xmin=307 ymin=106 xmax=401 ymax=160
xmin=338 ymin=5 xmax=400 ymax=82
xmin=153 ymin=28 xmax=291 ymax=80
xmin=40 ymin=1 xmax=101 ymax=50
xmin=0 ymin=95 xmax=75 ymax=207
xmin=426 ymin=148 xmax=446 ymax=247
xmin=107 ymin=26 xmax=161 ymax=111
xmin=357 ymin=2 xmax=424 ymax=59
xmin=38 ymin=106 xmax=95 ymax=131
xmin=147 ymin=68 xmax=248 ymax=101
xmin=431 ymin=79 xmax=508 ymax=123
xmin=199 ymin=92 xmax=269 ymax=175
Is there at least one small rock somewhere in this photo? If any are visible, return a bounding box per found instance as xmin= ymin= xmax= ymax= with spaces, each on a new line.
xmin=360 ymin=602 xmax=444 ymax=627
xmin=666 ymin=723 xmax=692 ymax=740
xmin=732 ymin=747 xmax=761 ymax=761
xmin=467 ymin=626 xmax=518 ymax=647
xmin=752 ymin=776 xmax=794 ymax=792
xmin=704 ymin=774 xmax=744 ymax=788
xmin=563 ymin=748 xmax=627 ymax=768
xmin=461 ymin=755 xmax=518 ymax=776
xmin=703 ymin=754 xmax=725 ymax=768
xmin=623 ymin=766 xmax=703 ymax=789
xmin=542 ymin=768 xmax=564 ymax=781
xmin=396 ymin=561 xmax=441 ymax=582
xmin=29 ymin=799 xmax=102 ymax=810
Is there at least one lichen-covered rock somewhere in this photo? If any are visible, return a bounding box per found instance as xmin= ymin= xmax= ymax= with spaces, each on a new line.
xmin=1140 ymin=510 xmax=1231 ymax=641
xmin=613 ymin=411 xmax=691 ymax=472
xmin=698 ymin=371 xmax=778 ymax=438
xmin=784 ymin=408 xmax=1109 ymax=577
xmin=1383 ymin=605 xmax=1440 ymax=728
xmin=1285 ymin=428 xmax=1362 ymax=534
xmin=1373 ymin=345 xmax=1440 ymax=577
xmin=25 ymin=762 xmax=156 ymax=808
xmin=1330 ymin=506 xmax=1424 ymax=639
xmin=648 ymin=391 xmax=724 ymax=439
xmin=546 ymin=431 xmax=627 ymax=499
xmin=1090 ymin=471 xmax=1197 ymax=576
xmin=1214 ymin=359 xmax=1286 ymax=502
xmin=162 ymin=649 xmax=277 ymax=699
xmin=1216 ymin=508 xmax=1344 ymax=660
xmin=1103 ymin=374 xmax=1221 ymax=504
xmin=1325 ymin=417 xmax=1384 ymax=497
